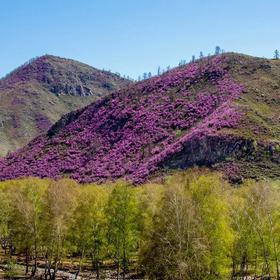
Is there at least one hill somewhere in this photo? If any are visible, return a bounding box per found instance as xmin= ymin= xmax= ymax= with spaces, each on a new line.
xmin=0 ymin=53 xmax=279 ymax=183
xmin=0 ymin=55 xmax=130 ymax=155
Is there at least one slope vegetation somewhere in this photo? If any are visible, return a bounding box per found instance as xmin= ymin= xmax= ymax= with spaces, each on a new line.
xmin=0 ymin=55 xmax=130 ymax=155
xmin=0 ymin=53 xmax=279 ymax=183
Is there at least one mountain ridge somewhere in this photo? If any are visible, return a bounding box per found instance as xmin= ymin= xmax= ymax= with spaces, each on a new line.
xmin=0 ymin=53 xmax=279 ymax=183
xmin=0 ymin=55 xmax=131 ymax=156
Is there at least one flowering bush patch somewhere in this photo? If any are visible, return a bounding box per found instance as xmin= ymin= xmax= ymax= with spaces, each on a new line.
xmin=0 ymin=56 xmax=244 ymax=183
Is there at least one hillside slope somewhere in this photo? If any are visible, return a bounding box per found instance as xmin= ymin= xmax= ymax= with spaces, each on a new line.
xmin=0 ymin=55 xmax=130 ymax=155
xmin=0 ymin=53 xmax=279 ymax=183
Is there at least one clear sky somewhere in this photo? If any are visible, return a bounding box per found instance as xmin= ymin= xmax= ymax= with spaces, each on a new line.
xmin=1 ymin=0 xmax=279 ymax=79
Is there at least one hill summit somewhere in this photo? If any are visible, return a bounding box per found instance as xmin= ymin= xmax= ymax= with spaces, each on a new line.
xmin=0 ymin=53 xmax=279 ymax=183
xmin=0 ymin=55 xmax=130 ymax=155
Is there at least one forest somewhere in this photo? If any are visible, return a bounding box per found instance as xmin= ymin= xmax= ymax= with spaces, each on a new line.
xmin=0 ymin=169 xmax=279 ymax=279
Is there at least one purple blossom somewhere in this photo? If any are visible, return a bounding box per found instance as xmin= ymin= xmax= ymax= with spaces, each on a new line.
xmin=0 ymin=55 xmax=244 ymax=183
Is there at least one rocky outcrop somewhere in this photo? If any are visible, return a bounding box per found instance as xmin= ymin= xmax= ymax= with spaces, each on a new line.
xmin=161 ymin=135 xmax=280 ymax=182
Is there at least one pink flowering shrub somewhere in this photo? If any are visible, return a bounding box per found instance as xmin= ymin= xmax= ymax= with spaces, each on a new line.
xmin=0 ymin=56 xmax=244 ymax=183
xmin=220 ymin=162 xmax=244 ymax=183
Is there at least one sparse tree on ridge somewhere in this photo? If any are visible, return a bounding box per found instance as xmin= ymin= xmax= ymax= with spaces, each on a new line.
xmin=157 ymin=66 xmax=161 ymax=75
xmin=191 ymin=55 xmax=196 ymax=63
xmin=199 ymin=51 xmax=204 ymax=58
xmin=215 ymin=46 xmax=221 ymax=55
xmin=274 ymin=49 xmax=279 ymax=60
xmin=179 ymin=59 xmax=186 ymax=66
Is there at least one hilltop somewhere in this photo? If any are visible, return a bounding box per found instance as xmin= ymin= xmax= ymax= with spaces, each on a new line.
xmin=0 ymin=55 xmax=130 ymax=155
xmin=0 ymin=53 xmax=279 ymax=183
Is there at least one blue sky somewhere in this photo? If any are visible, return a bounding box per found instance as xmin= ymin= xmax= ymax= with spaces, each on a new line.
xmin=1 ymin=0 xmax=279 ymax=79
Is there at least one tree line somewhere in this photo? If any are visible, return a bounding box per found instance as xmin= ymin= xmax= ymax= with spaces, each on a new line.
xmin=138 ymin=47 xmax=280 ymax=81
xmin=137 ymin=46 xmax=224 ymax=81
xmin=0 ymin=170 xmax=280 ymax=279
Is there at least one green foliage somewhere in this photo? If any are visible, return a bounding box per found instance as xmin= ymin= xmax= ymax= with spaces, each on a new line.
xmin=0 ymin=188 xmax=10 ymax=239
xmin=40 ymin=179 xmax=79 ymax=278
xmin=68 ymin=184 xmax=109 ymax=276
xmin=0 ymin=172 xmax=280 ymax=280
xmin=6 ymin=259 xmax=21 ymax=279
xmin=229 ymin=180 xmax=280 ymax=279
xmin=139 ymin=171 xmax=232 ymax=280
xmin=106 ymin=181 xmax=140 ymax=278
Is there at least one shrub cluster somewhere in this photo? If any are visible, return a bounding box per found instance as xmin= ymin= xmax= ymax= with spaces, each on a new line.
xmin=0 ymin=56 xmax=244 ymax=183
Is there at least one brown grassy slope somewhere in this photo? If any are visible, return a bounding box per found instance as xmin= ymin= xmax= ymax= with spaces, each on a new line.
xmin=0 ymin=55 xmax=131 ymax=156
xmin=209 ymin=53 xmax=280 ymax=180
xmin=224 ymin=53 xmax=280 ymax=142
